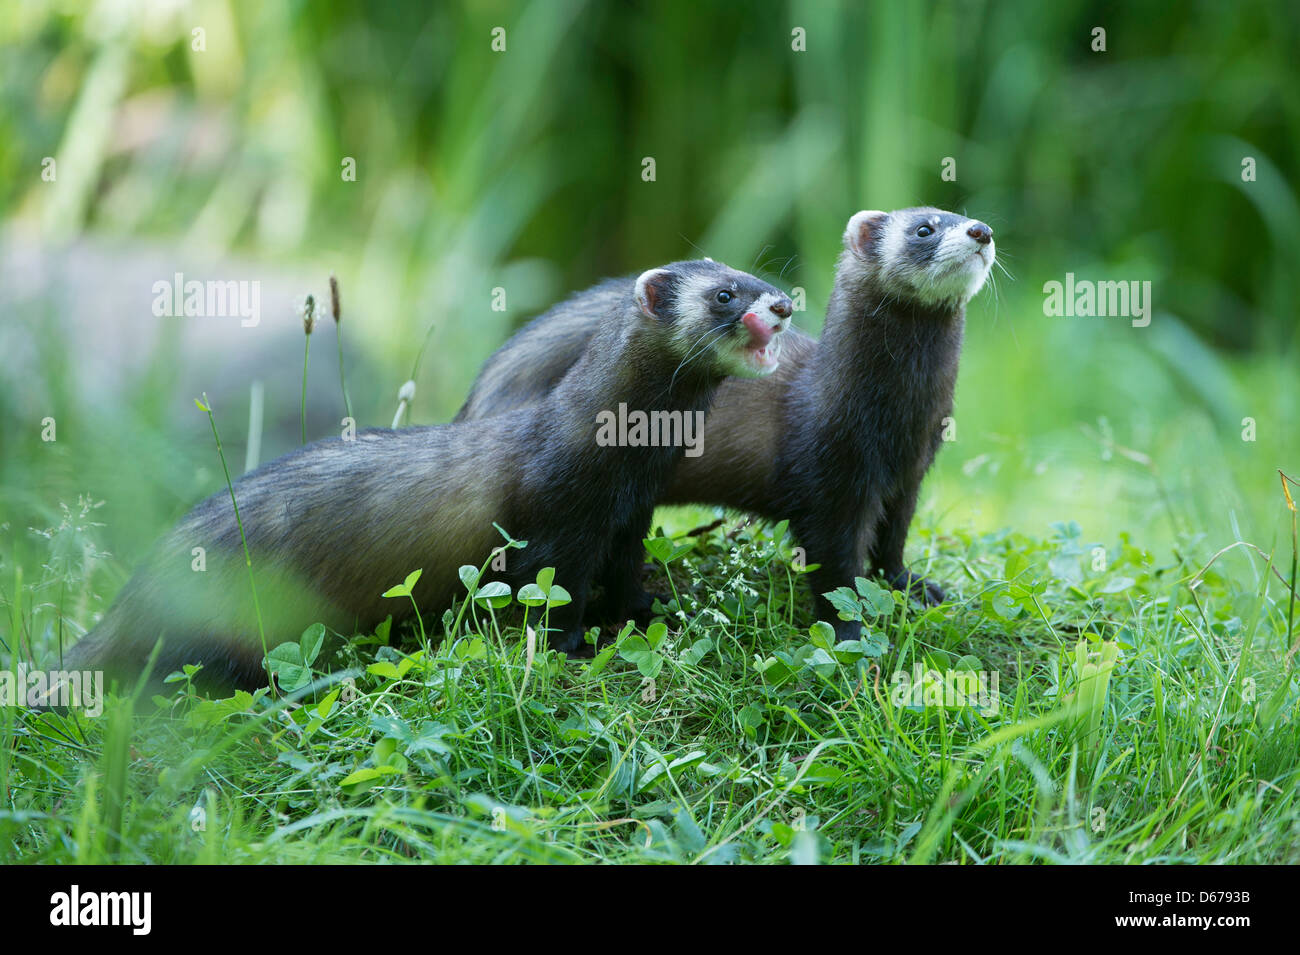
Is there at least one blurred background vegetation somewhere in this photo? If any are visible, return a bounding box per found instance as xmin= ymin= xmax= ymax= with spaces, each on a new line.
xmin=1 ymin=0 xmax=1296 ymax=649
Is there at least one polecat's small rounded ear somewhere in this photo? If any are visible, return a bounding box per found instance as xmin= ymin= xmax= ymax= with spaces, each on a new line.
xmin=844 ymin=210 xmax=889 ymax=258
xmin=635 ymin=268 xmax=674 ymax=319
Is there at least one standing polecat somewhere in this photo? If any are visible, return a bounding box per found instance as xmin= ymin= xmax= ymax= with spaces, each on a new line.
xmin=457 ymin=208 xmax=995 ymax=639
xmin=67 ymin=260 xmax=792 ymax=690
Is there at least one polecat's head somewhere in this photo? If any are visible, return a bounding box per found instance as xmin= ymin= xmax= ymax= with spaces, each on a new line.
xmin=843 ymin=207 xmax=995 ymax=309
xmin=633 ymin=260 xmax=792 ymax=378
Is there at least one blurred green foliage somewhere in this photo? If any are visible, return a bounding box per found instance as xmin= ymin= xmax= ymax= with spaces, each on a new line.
xmin=4 ymin=1 xmax=1297 ymax=347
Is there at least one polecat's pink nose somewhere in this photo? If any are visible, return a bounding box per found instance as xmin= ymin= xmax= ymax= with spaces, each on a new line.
xmin=742 ymin=311 xmax=775 ymax=347
xmin=967 ymin=222 xmax=993 ymax=245
xmin=769 ymin=297 xmax=792 ymax=319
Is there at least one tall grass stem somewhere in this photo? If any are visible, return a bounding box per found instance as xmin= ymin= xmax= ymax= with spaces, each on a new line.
xmin=198 ymin=394 xmax=273 ymax=696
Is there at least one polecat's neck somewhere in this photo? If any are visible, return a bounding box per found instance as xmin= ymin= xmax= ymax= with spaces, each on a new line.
xmin=810 ymin=278 xmax=966 ymax=431
xmin=535 ymin=321 xmax=718 ymax=489
xmin=571 ymin=319 xmax=715 ymax=406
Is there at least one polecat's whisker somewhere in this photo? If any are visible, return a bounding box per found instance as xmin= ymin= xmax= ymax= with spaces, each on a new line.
xmin=670 ymin=323 xmax=732 ymax=393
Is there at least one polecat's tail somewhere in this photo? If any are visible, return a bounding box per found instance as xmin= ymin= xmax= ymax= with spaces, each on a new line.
xmin=63 ymin=615 xmax=270 ymax=696
xmin=62 ymin=630 xmax=111 ymax=673
xmin=25 ymin=625 xmax=126 ymax=711
xmin=58 ymin=618 xmax=151 ymax=697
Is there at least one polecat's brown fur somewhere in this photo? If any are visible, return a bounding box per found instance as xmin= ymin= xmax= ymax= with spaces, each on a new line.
xmin=67 ymin=260 xmax=792 ymax=689
xmin=457 ymin=208 xmax=995 ymax=638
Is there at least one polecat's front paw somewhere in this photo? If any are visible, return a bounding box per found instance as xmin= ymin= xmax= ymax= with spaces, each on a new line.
xmin=592 ymin=587 xmax=668 ymax=628
xmin=885 ymin=570 xmax=946 ymax=607
xmin=548 ymin=627 xmax=593 ymax=655
xmin=832 ymin=618 xmax=867 ymax=643
xmin=626 ymin=588 xmax=671 ymax=628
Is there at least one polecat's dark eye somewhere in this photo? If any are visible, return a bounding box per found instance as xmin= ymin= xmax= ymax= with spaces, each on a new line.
xmin=916 ymin=225 xmax=934 ymax=237
xmin=716 ymin=290 xmax=732 ymax=304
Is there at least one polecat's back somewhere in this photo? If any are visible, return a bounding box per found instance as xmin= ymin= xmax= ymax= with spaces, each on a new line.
xmin=454 ymin=277 xmax=629 ymax=421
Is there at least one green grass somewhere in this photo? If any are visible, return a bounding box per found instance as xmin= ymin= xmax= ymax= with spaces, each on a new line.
xmin=1 ymin=0 xmax=1297 ymax=867
xmin=4 ymin=504 xmax=1297 ymax=864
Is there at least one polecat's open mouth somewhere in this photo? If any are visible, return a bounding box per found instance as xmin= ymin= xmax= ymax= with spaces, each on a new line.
xmin=744 ymin=340 xmax=781 ymax=371
xmin=740 ymin=311 xmax=783 ymax=372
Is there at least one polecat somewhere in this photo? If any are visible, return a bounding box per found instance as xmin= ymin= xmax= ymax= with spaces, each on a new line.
xmin=457 ymin=208 xmax=995 ymax=639
xmin=67 ymin=260 xmax=792 ymax=689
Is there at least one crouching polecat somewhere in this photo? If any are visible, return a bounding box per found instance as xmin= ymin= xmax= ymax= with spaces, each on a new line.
xmin=457 ymin=208 xmax=996 ymax=639
xmin=67 ymin=260 xmax=792 ymax=690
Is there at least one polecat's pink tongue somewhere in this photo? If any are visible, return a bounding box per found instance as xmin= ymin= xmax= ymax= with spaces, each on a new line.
xmin=742 ymin=312 xmax=774 ymax=348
